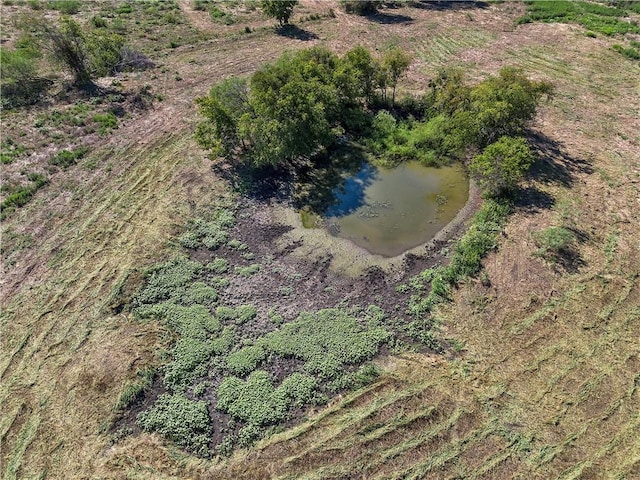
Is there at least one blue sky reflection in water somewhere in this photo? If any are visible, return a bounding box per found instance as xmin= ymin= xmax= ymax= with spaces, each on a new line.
xmin=322 ymin=161 xmax=469 ymax=257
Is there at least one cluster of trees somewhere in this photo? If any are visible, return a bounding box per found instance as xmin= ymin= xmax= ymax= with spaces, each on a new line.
xmin=196 ymin=44 xmax=551 ymax=197
xmin=195 ymin=46 xmax=411 ymax=168
xmin=366 ymin=67 xmax=551 ymax=195
xmin=260 ymin=0 xmax=401 ymax=25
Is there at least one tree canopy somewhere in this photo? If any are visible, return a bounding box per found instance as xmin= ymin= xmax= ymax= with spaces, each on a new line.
xmin=469 ymin=136 xmax=534 ymax=197
xmin=195 ymin=46 xmax=550 ymax=181
xmin=260 ymin=0 xmax=298 ymax=26
xmin=195 ymin=46 xmax=399 ymax=168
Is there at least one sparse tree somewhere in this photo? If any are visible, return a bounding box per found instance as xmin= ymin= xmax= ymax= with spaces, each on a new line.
xmin=28 ymin=16 xmax=126 ymax=87
xmin=382 ymin=47 xmax=411 ymax=106
xmin=260 ymin=0 xmax=298 ymax=26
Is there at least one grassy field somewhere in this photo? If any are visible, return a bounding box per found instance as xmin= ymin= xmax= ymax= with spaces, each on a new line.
xmin=1 ymin=1 xmax=639 ymax=479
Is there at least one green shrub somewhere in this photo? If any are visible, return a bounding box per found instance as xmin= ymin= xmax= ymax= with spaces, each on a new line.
xmin=217 ymin=371 xmax=289 ymax=426
xmin=163 ymin=337 xmax=215 ymax=392
xmin=49 ymin=146 xmax=89 ymax=168
xmin=48 ymin=0 xmax=80 ymax=14
xmin=235 ymin=304 xmax=257 ymax=324
xmin=134 ymin=257 xmax=203 ymax=306
xmin=93 ymin=112 xmax=118 ymax=135
xmin=178 ymin=210 xmax=235 ymax=250
xmin=340 ymin=0 xmax=381 ymax=15
xmin=181 ymin=282 xmax=218 ymax=306
xmin=115 ymin=3 xmax=134 ymax=14
xmin=0 ymin=47 xmax=50 ymax=108
xmin=278 ymin=372 xmax=317 ymax=407
xmin=470 ymin=136 xmax=534 ymax=198
xmin=91 ymin=16 xmax=107 ymax=28
xmin=137 ymin=394 xmax=210 ymax=456
xmin=226 ymin=345 xmax=267 ymax=376
xmin=533 ymin=226 xmax=575 ymax=259
xmin=193 ymin=0 xmax=212 ymax=11
xmin=235 ymin=264 xmax=260 ymax=277
xmin=206 ymin=257 xmax=229 ymax=273
xmin=0 ymin=139 xmax=26 ymax=165
xmin=258 ymin=308 xmax=391 ymax=379
xmin=162 ymin=303 xmax=220 ymax=340
xmin=227 ymin=239 xmax=248 ymax=250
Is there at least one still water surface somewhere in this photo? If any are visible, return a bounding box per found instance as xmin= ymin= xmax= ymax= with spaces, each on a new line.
xmin=306 ymin=161 xmax=469 ymax=257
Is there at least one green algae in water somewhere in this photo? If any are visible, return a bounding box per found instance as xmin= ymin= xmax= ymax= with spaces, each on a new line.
xmin=302 ymin=161 xmax=469 ymax=257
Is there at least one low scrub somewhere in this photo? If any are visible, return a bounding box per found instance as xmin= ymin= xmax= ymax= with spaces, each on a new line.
xmin=533 ymin=226 xmax=576 ymax=261
xmin=518 ymin=1 xmax=640 ymax=36
xmin=137 ymin=394 xmax=211 ymax=456
xmin=49 ymin=146 xmax=89 ymax=168
xmin=0 ymin=173 xmax=49 ymax=220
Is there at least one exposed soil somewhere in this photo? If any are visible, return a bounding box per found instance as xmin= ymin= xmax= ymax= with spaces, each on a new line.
xmin=110 ymin=177 xmax=478 ymax=453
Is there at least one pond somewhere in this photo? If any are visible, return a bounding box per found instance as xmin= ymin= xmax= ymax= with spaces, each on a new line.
xmin=299 ymin=160 xmax=469 ymax=257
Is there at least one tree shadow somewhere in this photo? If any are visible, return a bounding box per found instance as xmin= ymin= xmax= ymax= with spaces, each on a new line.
xmin=513 ymin=185 xmax=556 ymax=213
xmin=410 ymin=1 xmax=489 ymax=11
xmin=275 ymin=24 xmax=319 ymax=41
xmin=366 ymin=12 xmax=414 ymax=24
xmin=552 ymin=246 xmax=586 ymax=273
xmin=526 ymin=131 xmax=594 ymax=188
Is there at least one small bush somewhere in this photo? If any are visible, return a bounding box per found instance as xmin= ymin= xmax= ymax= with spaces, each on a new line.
xmin=533 ymin=226 xmax=575 ymax=259
xmin=235 ymin=304 xmax=257 ymax=324
xmin=206 ymin=258 xmax=228 ymax=273
xmin=134 ymin=257 xmax=203 ymax=306
xmin=48 ymin=0 xmax=80 ymax=14
xmin=341 ymin=0 xmax=381 ymax=15
xmin=93 ymin=112 xmax=118 ymax=135
xmin=470 ymin=136 xmax=534 ymax=198
xmin=226 ymin=345 xmax=267 ymax=376
xmin=91 ymin=16 xmax=107 ymax=28
xmin=49 ymin=146 xmax=89 ymax=168
xmin=0 ymin=139 xmax=26 ymax=165
xmin=612 ymin=43 xmax=640 ymax=60
xmin=235 ymin=264 xmax=260 ymax=277
xmin=164 ymin=337 xmax=215 ymax=391
xmin=215 ymin=306 xmax=237 ymax=322
xmin=258 ymin=308 xmax=391 ymax=379
xmin=217 ymin=371 xmax=289 ymax=426
xmin=178 ymin=210 xmax=235 ymax=250
xmin=0 ymin=48 xmax=51 ymax=108
xmin=137 ymin=394 xmax=211 ymax=456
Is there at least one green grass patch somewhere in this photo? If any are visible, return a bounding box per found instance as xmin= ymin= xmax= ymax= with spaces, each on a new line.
xmin=93 ymin=112 xmax=118 ymax=135
xmin=408 ymin=198 xmax=512 ymax=316
xmin=115 ymin=368 xmax=157 ymax=411
xmin=518 ymin=1 xmax=640 ymax=36
xmin=0 ymin=173 xmax=49 ymax=220
xmin=533 ymin=226 xmax=576 ymax=262
xmin=612 ymin=43 xmax=640 ymax=60
xmin=48 ymin=0 xmax=80 ymax=14
xmin=0 ymin=138 xmax=27 ymax=165
xmin=49 ymin=146 xmax=89 ymax=168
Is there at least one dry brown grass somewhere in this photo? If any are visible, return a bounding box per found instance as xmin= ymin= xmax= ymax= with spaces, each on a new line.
xmin=1 ymin=1 xmax=639 ymax=479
